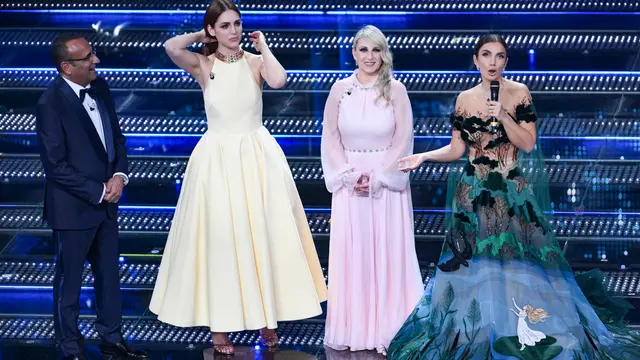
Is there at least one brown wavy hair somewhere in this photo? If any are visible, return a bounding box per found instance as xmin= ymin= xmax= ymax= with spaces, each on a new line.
xmin=202 ymin=0 xmax=241 ymax=56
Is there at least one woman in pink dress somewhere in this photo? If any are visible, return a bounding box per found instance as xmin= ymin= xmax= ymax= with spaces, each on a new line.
xmin=321 ymin=25 xmax=423 ymax=355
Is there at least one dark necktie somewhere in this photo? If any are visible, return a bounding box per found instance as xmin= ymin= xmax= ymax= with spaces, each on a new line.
xmin=79 ymin=87 xmax=98 ymax=102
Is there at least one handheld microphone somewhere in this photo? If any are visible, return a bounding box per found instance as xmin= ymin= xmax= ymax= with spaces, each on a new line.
xmin=489 ymin=80 xmax=500 ymax=133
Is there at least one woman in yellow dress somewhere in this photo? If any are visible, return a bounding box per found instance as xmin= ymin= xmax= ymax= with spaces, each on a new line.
xmin=148 ymin=0 xmax=327 ymax=355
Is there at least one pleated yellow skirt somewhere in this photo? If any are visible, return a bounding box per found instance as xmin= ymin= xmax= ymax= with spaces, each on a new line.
xmin=149 ymin=127 xmax=327 ymax=332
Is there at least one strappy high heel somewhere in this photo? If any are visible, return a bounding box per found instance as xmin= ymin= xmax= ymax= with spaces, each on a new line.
xmin=259 ymin=328 xmax=279 ymax=348
xmin=211 ymin=333 xmax=235 ymax=356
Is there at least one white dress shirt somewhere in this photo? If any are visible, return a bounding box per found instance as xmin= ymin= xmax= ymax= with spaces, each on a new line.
xmin=62 ymin=76 xmax=129 ymax=202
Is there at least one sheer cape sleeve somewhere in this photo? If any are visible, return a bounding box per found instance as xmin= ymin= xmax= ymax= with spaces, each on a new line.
xmin=320 ymin=80 xmax=362 ymax=193
xmin=512 ymin=85 xmax=552 ymax=215
xmin=369 ymin=80 xmax=415 ymax=197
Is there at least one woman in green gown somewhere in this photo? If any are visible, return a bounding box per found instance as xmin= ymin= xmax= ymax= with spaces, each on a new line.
xmin=387 ymin=34 xmax=639 ymax=360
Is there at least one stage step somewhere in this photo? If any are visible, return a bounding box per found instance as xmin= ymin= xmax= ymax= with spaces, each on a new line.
xmin=2 ymin=113 xmax=639 ymax=138
xmin=0 ymin=206 xmax=639 ymax=240
xmin=1 ymin=156 xmax=639 ymax=187
xmin=0 ymin=315 xmax=325 ymax=347
xmin=2 ymin=259 xmax=640 ymax=299
xmin=1 ymin=30 xmax=638 ymax=53
xmin=1 ymin=0 xmax=638 ymax=12
xmin=1 ymin=69 xmax=638 ymax=94
xmin=0 ymin=260 xmax=438 ymax=292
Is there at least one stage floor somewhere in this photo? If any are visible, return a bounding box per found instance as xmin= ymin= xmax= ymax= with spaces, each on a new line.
xmin=0 ymin=343 xmax=386 ymax=360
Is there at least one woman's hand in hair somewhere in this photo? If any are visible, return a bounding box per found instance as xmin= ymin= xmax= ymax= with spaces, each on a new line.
xmin=249 ymin=31 xmax=268 ymax=53
xmin=199 ymin=29 xmax=216 ymax=44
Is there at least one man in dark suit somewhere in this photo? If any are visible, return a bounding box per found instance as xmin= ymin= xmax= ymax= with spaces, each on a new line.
xmin=36 ymin=33 xmax=148 ymax=360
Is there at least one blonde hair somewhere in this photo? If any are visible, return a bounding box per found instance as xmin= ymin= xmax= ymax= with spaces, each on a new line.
xmin=523 ymin=305 xmax=550 ymax=324
xmin=353 ymin=25 xmax=394 ymax=106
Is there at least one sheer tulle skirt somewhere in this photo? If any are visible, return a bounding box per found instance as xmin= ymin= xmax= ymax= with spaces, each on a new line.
xmin=387 ymin=166 xmax=640 ymax=359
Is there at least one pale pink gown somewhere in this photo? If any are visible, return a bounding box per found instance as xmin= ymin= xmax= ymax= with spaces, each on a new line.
xmin=321 ymin=70 xmax=423 ymax=354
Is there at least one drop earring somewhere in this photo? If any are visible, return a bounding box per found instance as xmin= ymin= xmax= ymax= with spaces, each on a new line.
xmin=476 ymin=65 xmax=480 ymax=71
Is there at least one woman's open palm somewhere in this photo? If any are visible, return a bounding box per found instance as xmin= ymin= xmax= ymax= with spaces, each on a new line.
xmin=398 ymin=154 xmax=425 ymax=172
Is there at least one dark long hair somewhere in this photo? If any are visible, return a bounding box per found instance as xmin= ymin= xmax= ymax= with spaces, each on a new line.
xmin=473 ymin=34 xmax=509 ymax=57
xmin=202 ymin=0 xmax=241 ymax=56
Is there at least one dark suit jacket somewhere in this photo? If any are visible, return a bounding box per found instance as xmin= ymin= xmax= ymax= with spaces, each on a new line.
xmin=36 ymin=76 xmax=128 ymax=230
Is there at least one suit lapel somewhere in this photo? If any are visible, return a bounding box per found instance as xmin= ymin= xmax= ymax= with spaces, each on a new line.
xmin=56 ymin=77 xmax=107 ymax=159
xmin=95 ymin=97 xmax=115 ymax=162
